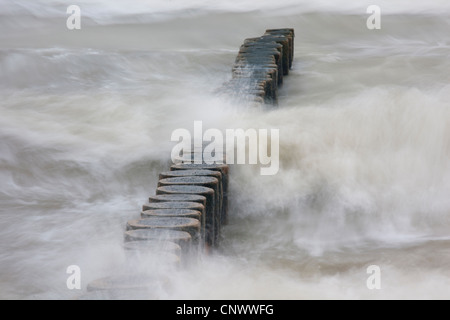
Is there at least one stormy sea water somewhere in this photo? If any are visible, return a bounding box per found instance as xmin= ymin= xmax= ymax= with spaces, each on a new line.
xmin=1 ymin=0 xmax=450 ymax=299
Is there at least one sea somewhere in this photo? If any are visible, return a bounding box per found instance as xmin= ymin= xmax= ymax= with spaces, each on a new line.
xmin=1 ymin=0 xmax=449 ymax=299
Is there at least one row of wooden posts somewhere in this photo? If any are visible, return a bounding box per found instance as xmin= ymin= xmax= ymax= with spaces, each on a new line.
xmin=221 ymin=28 xmax=294 ymax=105
xmin=83 ymin=28 xmax=295 ymax=297
xmin=124 ymin=163 xmax=230 ymax=255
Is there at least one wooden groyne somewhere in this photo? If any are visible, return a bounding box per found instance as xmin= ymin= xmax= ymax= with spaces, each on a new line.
xmin=82 ymin=28 xmax=295 ymax=298
xmin=221 ymin=28 xmax=294 ymax=105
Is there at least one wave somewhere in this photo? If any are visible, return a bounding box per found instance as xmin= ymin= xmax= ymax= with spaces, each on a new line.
xmin=1 ymin=0 xmax=450 ymax=25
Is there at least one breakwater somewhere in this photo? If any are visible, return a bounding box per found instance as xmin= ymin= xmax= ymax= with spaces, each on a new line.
xmin=81 ymin=28 xmax=295 ymax=299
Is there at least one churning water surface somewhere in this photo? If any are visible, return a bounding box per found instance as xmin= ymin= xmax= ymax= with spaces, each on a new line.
xmin=1 ymin=0 xmax=450 ymax=299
